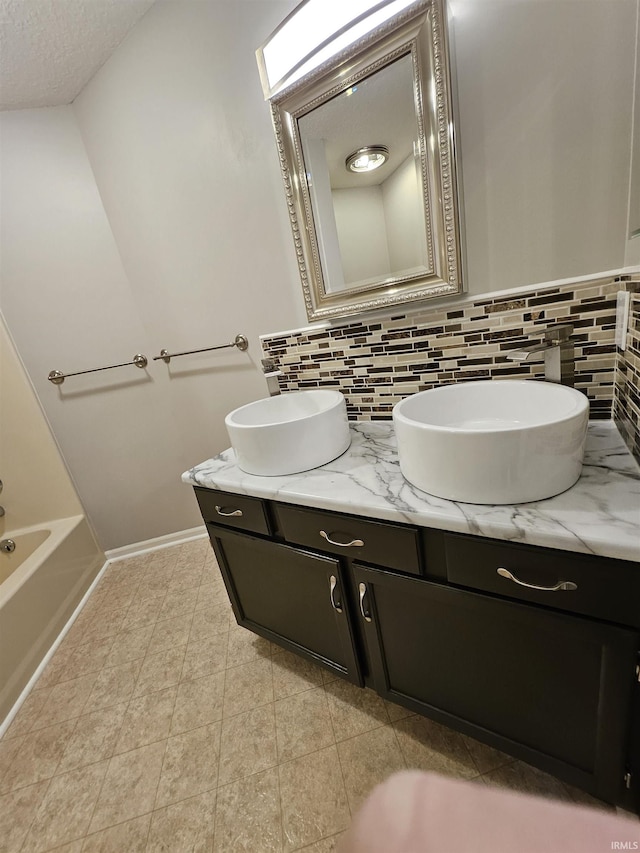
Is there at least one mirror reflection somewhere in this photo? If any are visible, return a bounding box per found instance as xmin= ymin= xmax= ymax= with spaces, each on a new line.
xmin=267 ymin=0 xmax=462 ymax=322
xmin=298 ymin=53 xmax=429 ymax=293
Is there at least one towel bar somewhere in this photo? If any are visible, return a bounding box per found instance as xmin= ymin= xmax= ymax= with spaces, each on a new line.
xmin=48 ymin=354 xmax=148 ymax=385
xmin=153 ymin=334 xmax=248 ymax=364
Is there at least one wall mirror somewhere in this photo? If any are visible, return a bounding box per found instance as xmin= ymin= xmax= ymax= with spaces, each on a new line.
xmin=263 ymin=0 xmax=463 ymax=321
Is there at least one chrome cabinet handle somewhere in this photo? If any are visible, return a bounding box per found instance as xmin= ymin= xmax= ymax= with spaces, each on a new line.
xmin=215 ymin=506 xmax=243 ymax=518
xmin=319 ymin=530 xmax=364 ymax=548
xmin=359 ymin=582 xmax=372 ymax=622
xmin=329 ymin=574 xmax=343 ymax=613
xmin=497 ymin=567 xmax=577 ymax=592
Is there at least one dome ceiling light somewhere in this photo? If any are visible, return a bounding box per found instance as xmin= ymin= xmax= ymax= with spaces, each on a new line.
xmin=345 ymin=145 xmax=390 ymax=173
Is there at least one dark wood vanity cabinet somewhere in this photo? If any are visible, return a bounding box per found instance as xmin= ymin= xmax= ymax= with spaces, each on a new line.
xmin=354 ymin=562 xmax=637 ymax=804
xmin=193 ymin=486 xmax=640 ymax=811
xmin=208 ymin=525 xmax=362 ymax=685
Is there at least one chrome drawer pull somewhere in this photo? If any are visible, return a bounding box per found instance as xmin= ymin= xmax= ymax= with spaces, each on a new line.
xmin=497 ymin=567 xmax=577 ymax=592
xmin=329 ymin=575 xmax=343 ymax=613
xmin=215 ymin=506 xmax=243 ymax=518
xmin=319 ymin=530 xmax=364 ymax=548
xmin=359 ymin=582 xmax=372 ymax=622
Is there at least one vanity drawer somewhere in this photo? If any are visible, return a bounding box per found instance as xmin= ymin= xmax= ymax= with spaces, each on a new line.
xmin=444 ymin=533 xmax=640 ymax=627
xmin=194 ymin=487 xmax=271 ymax=536
xmin=275 ymin=504 xmax=421 ymax=575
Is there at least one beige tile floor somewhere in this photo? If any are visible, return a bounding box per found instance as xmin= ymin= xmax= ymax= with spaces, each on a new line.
xmin=0 ymin=538 xmax=610 ymax=852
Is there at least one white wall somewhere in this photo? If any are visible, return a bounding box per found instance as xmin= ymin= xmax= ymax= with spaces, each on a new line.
xmin=453 ymin=0 xmax=637 ymax=293
xmin=626 ymin=0 xmax=640 ymax=266
xmin=333 ymin=186 xmax=390 ymax=284
xmin=383 ymin=153 xmax=427 ymax=274
xmin=0 ymin=105 xmax=156 ymax=548
xmin=305 ymin=138 xmax=346 ymax=292
xmin=332 ymin=155 xmax=426 ymax=284
xmin=0 ymin=0 xmax=305 ymax=550
xmin=626 ymin=236 xmax=640 ymax=267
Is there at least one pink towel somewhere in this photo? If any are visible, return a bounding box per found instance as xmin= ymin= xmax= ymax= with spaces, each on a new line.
xmin=338 ymin=771 xmax=640 ymax=853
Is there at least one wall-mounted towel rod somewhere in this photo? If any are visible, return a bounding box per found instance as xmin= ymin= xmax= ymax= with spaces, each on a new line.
xmin=153 ymin=334 xmax=248 ymax=364
xmin=48 ymin=354 xmax=148 ymax=385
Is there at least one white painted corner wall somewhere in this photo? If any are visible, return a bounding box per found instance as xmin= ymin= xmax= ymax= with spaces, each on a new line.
xmin=1 ymin=0 xmax=305 ymax=550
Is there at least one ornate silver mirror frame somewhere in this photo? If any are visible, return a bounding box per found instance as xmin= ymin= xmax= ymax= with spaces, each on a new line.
xmin=267 ymin=0 xmax=463 ymax=322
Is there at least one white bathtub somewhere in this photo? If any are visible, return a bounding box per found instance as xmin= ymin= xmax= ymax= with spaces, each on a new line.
xmin=0 ymin=515 xmax=104 ymax=721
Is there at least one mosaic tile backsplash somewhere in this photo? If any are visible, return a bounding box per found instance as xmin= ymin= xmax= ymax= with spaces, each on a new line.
xmin=613 ymin=289 xmax=640 ymax=463
xmin=262 ymin=274 xmax=629 ymax=423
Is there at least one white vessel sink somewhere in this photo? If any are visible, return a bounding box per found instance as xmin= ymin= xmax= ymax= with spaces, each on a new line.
xmin=225 ymin=389 xmax=351 ymax=476
xmin=392 ymin=380 xmax=589 ymax=504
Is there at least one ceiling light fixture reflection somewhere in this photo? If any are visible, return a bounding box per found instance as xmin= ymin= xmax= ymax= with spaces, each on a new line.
xmin=346 ymin=145 xmax=389 ymax=173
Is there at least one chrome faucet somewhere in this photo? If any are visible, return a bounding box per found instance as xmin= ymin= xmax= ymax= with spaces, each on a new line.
xmin=505 ymin=324 xmax=575 ymax=386
xmin=261 ymin=358 xmax=283 ymax=396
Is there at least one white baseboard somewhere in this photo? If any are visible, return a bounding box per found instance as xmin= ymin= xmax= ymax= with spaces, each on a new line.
xmin=105 ymin=525 xmax=207 ymax=563
xmin=0 ymin=557 xmax=111 ymax=738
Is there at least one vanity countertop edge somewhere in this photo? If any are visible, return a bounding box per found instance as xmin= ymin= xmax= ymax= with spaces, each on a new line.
xmin=182 ymin=421 xmax=640 ymax=563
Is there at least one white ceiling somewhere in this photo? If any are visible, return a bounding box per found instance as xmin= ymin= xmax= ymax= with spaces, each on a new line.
xmin=0 ymin=0 xmax=157 ymax=111
xmin=298 ymin=53 xmax=418 ymax=190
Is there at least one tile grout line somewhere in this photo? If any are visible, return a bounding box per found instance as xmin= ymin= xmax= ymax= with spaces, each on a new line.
xmin=330 ymin=744 xmax=354 ymax=825
xmin=387 ymin=715 xmax=409 ymax=774
xmin=320 ymin=680 xmax=355 ymax=838
xmin=277 ymin=736 xmax=365 ymax=852
xmin=209 ymin=711 xmax=225 ymax=852
xmin=39 ymin=634 xmax=119 ymax=694
xmin=79 ymin=543 xmax=200 ymax=843
xmin=85 ymin=808 xmax=157 ymax=850
xmin=216 ymin=739 xmax=280 ymax=790
xmin=3 ymin=710 xmax=84 ymax=798
xmin=455 ymin=732 xmax=484 ymax=779
xmin=273 ymin=746 xmax=285 ymax=853
xmin=79 ymin=760 xmax=119 ymax=850
xmin=78 ymin=545 xmax=202 ymax=844
xmin=147 ymin=540 xmax=217 ymax=824
xmin=60 ymin=555 xmax=162 ymax=840
xmin=65 ymin=557 xmax=155 ymax=847
xmin=146 ymin=737 xmax=171 ymax=843
xmin=261 ymin=653 xmax=288 ymax=853
xmin=17 ymin=776 xmax=54 ymax=852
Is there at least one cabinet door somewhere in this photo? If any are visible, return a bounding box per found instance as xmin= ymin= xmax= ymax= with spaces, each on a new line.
xmin=211 ymin=526 xmax=362 ymax=685
xmin=353 ymin=563 xmax=638 ymax=803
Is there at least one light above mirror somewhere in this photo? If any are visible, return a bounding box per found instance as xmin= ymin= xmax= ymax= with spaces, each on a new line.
xmin=257 ymin=0 xmax=419 ymax=99
xmin=260 ymin=0 xmax=463 ymax=322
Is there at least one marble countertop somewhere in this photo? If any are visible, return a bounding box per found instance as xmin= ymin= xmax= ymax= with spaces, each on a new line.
xmin=182 ymin=421 xmax=640 ymax=562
